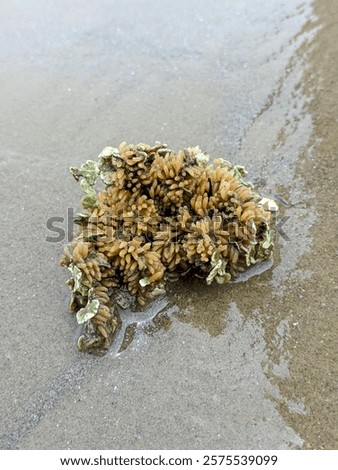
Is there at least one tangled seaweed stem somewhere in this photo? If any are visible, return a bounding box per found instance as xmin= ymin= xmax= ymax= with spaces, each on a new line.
xmin=61 ymin=142 xmax=277 ymax=355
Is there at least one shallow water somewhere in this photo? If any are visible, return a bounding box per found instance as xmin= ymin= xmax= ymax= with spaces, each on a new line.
xmin=0 ymin=0 xmax=337 ymax=450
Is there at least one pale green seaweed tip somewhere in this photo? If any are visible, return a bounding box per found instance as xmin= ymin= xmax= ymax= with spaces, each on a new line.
xmin=76 ymin=299 xmax=100 ymax=324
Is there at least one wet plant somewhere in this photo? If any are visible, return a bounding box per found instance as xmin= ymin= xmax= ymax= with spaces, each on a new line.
xmin=61 ymin=142 xmax=277 ymax=354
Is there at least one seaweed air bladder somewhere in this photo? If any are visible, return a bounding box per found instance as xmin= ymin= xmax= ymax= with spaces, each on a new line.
xmin=60 ymin=142 xmax=278 ymax=355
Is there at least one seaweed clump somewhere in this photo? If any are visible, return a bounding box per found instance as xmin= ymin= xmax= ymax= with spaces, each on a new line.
xmin=61 ymin=142 xmax=277 ymax=355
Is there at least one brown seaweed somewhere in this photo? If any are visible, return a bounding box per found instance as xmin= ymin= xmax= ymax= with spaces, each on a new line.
xmin=61 ymin=142 xmax=277 ymax=354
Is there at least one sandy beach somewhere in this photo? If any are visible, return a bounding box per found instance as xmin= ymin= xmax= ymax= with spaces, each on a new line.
xmin=0 ymin=0 xmax=337 ymax=449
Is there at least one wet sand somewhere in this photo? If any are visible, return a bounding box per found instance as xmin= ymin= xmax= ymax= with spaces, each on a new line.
xmin=0 ymin=0 xmax=337 ymax=449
